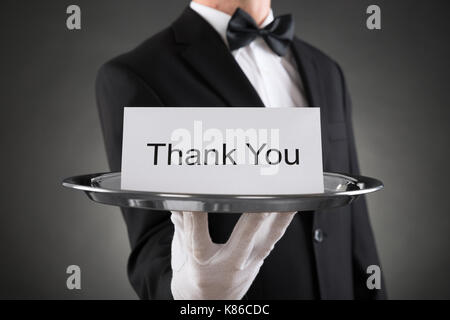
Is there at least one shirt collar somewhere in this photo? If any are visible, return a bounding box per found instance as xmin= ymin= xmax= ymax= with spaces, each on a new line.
xmin=190 ymin=1 xmax=274 ymax=47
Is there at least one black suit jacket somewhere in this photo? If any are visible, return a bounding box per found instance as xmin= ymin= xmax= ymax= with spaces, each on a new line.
xmin=95 ymin=7 xmax=386 ymax=300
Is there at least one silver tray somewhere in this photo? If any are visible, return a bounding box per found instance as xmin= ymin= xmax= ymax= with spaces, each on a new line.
xmin=62 ymin=172 xmax=383 ymax=213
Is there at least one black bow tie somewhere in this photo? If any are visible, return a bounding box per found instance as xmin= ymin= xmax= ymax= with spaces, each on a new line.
xmin=226 ymin=8 xmax=294 ymax=56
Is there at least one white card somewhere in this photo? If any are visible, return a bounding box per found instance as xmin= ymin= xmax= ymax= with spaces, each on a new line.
xmin=121 ymin=107 xmax=324 ymax=195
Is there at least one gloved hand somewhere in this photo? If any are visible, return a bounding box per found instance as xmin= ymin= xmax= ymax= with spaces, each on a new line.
xmin=170 ymin=210 xmax=296 ymax=300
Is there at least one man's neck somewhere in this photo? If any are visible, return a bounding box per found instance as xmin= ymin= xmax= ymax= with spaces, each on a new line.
xmin=192 ymin=0 xmax=271 ymax=26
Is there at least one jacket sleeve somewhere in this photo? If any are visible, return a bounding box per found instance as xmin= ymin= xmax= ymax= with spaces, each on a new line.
xmin=337 ymin=64 xmax=387 ymax=300
xmin=95 ymin=61 xmax=174 ymax=299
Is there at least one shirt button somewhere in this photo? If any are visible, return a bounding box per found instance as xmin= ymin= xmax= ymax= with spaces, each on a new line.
xmin=314 ymin=229 xmax=324 ymax=243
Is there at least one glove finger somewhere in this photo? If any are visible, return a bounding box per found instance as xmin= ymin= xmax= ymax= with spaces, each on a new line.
xmin=224 ymin=212 xmax=270 ymax=268
xmin=170 ymin=211 xmax=184 ymax=231
xmin=251 ymin=211 xmax=297 ymax=262
xmin=170 ymin=211 xmax=187 ymax=272
xmin=183 ymin=211 xmax=215 ymax=263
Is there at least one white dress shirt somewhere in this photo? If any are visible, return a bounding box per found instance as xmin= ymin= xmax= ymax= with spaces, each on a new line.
xmin=190 ymin=1 xmax=308 ymax=108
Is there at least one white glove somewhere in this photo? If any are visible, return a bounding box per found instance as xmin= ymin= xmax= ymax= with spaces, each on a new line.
xmin=170 ymin=210 xmax=296 ymax=300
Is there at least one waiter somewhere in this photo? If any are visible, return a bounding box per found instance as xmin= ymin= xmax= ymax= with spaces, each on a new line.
xmin=96 ymin=0 xmax=386 ymax=299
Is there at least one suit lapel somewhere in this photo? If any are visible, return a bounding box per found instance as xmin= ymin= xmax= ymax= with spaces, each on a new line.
xmin=172 ymin=7 xmax=264 ymax=107
xmin=290 ymin=39 xmax=324 ymax=108
xmin=291 ymin=39 xmax=330 ymax=170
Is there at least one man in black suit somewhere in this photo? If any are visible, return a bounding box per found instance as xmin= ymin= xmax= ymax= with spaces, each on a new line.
xmin=96 ymin=0 xmax=385 ymax=299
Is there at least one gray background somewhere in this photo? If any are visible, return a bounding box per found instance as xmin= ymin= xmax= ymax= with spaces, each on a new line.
xmin=1 ymin=0 xmax=449 ymax=299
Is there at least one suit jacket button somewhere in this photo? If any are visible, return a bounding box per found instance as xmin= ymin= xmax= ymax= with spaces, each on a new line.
xmin=314 ymin=228 xmax=324 ymax=243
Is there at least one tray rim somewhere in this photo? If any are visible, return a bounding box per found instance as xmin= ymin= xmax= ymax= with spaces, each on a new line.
xmin=61 ymin=171 xmax=384 ymax=200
